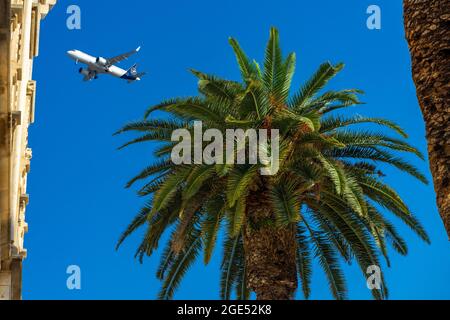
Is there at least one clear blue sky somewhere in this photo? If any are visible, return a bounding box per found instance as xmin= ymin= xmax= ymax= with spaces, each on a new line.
xmin=23 ymin=0 xmax=449 ymax=300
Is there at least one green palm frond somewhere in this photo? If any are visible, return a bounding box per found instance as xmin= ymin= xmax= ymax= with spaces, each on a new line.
xmin=263 ymin=27 xmax=286 ymax=104
xmin=317 ymin=155 xmax=343 ymax=195
xmin=332 ymin=130 xmax=424 ymax=159
xmin=235 ymin=260 xmax=250 ymax=300
xmin=162 ymin=97 xmax=228 ymax=125
xmin=291 ymin=62 xmax=344 ymax=112
xmin=190 ymin=69 xmax=243 ymax=103
xmin=125 ymin=159 xmax=173 ymax=188
xmin=360 ymin=176 xmax=430 ymax=243
xmin=202 ymin=196 xmax=226 ymax=264
xmin=226 ymin=166 xmax=258 ymax=207
xmin=296 ymin=224 xmax=312 ymax=299
xmin=228 ymin=38 xmax=258 ymax=81
xmin=117 ymin=130 xmax=173 ymax=150
xmin=301 ymin=90 xmax=363 ymax=115
xmin=308 ymin=225 xmax=347 ymax=300
xmin=143 ymin=98 xmax=192 ymax=119
xmin=158 ymin=223 xmax=203 ymax=300
xmin=318 ymin=192 xmax=388 ymax=300
xmin=114 ymin=118 xmax=187 ymax=136
xmin=320 ymin=115 xmax=408 ymax=138
xmin=116 ymin=201 xmax=152 ymax=250
xmin=133 ymin=198 xmax=181 ymax=262
xmin=367 ymin=205 xmax=408 ymax=256
xmin=230 ymin=197 xmax=246 ymax=236
xmin=151 ymin=166 xmax=192 ymax=214
xmin=325 ymin=146 xmax=428 ymax=183
xmin=270 ymin=180 xmax=302 ymax=226
xmin=220 ymin=231 xmax=243 ymax=300
xmin=307 ymin=207 xmax=353 ymax=263
xmin=137 ymin=177 xmax=166 ymax=196
xmin=183 ymin=165 xmax=216 ymax=201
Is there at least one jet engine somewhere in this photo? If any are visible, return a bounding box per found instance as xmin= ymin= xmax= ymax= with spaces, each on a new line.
xmin=78 ymin=68 xmax=98 ymax=80
xmin=79 ymin=68 xmax=90 ymax=76
xmin=96 ymin=57 xmax=108 ymax=66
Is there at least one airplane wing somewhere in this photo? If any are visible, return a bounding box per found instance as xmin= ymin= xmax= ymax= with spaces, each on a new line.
xmin=106 ymin=46 xmax=141 ymax=65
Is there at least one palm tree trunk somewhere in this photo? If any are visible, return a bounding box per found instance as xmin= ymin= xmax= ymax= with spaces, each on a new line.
xmin=403 ymin=0 xmax=450 ymax=238
xmin=243 ymin=188 xmax=298 ymax=300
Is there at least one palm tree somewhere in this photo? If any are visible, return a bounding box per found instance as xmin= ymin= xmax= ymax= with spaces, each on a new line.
xmin=403 ymin=0 xmax=450 ymax=238
xmin=115 ymin=28 xmax=429 ymax=300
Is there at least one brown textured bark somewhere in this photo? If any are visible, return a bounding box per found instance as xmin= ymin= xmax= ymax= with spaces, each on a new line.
xmin=403 ymin=0 xmax=450 ymax=238
xmin=243 ymin=186 xmax=297 ymax=300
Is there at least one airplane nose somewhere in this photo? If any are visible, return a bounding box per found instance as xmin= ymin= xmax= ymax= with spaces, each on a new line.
xmin=66 ymin=50 xmax=75 ymax=57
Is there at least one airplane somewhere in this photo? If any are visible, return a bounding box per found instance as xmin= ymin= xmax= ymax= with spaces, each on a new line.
xmin=66 ymin=47 xmax=145 ymax=83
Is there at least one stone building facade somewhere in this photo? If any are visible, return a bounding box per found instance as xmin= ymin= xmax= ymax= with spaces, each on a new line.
xmin=0 ymin=0 xmax=56 ymax=300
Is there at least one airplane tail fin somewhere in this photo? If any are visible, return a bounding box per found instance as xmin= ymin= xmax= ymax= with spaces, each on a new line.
xmin=122 ymin=64 xmax=146 ymax=82
xmin=122 ymin=63 xmax=145 ymax=81
xmin=126 ymin=63 xmax=138 ymax=76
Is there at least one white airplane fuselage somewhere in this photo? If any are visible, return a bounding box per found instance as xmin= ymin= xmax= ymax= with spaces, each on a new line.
xmin=67 ymin=49 xmax=142 ymax=81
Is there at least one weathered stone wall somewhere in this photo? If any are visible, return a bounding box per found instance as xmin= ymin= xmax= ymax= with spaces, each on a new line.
xmin=0 ymin=0 xmax=56 ymax=300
